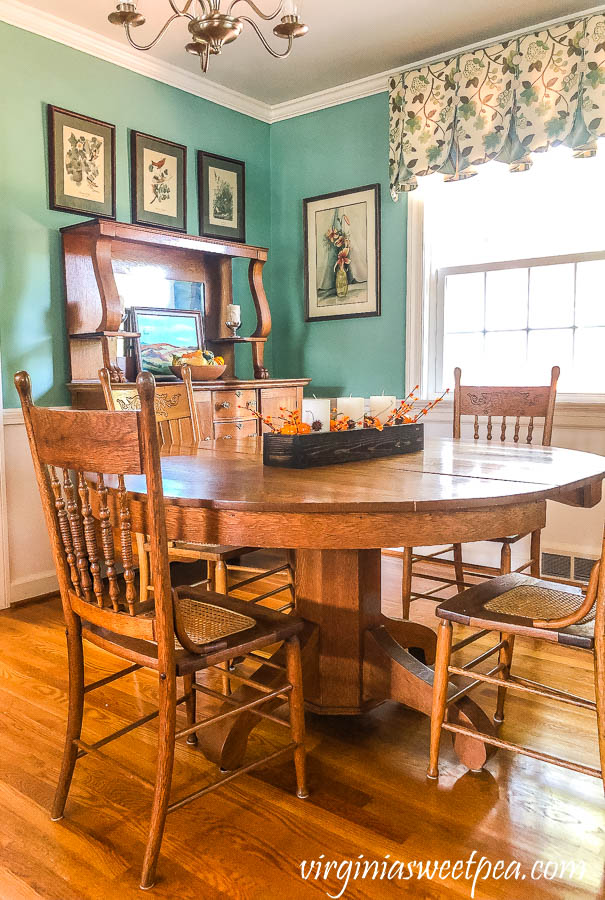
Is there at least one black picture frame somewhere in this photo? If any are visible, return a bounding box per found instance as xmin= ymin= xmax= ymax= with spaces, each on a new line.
xmin=198 ymin=151 xmax=246 ymax=243
xmin=47 ymin=105 xmax=116 ymax=219
xmin=303 ymin=183 xmax=381 ymax=323
xmin=129 ymin=306 xmax=204 ymax=378
xmin=131 ymin=131 xmax=187 ymax=232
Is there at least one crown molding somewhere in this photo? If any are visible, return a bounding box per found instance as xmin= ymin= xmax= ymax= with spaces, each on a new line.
xmin=3 ymin=1 xmax=605 ymax=126
xmin=0 ymin=0 xmax=273 ymax=122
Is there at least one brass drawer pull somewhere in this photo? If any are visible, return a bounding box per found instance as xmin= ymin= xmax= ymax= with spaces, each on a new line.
xmin=220 ymin=434 xmax=233 ymax=440
xmin=217 ymin=400 xmax=231 ymax=410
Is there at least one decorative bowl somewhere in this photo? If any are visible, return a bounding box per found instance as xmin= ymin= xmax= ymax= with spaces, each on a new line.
xmin=170 ymin=364 xmax=226 ymax=382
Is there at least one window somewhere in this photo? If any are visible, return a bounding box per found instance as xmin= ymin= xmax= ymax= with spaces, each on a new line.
xmin=410 ymin=145 xmax=605 ymax=397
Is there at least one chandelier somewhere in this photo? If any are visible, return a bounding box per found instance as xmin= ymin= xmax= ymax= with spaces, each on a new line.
xmin=108 ymin=1 xmax=308 ymax=73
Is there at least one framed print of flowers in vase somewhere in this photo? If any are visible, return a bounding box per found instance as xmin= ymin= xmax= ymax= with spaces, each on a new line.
xmin=131 ymin=131 xmax=187 ymax=232
xmin=48 ymin=105 xmax=116 ymax=219
xmin=198 ymin=151 xmax=246 ymax=243
xmin=303 ymin=184 xmax=381 ymax=322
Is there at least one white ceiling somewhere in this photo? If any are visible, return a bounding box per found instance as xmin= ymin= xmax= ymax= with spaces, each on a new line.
xmin=16 ymin=1 xmax=597 ymax=104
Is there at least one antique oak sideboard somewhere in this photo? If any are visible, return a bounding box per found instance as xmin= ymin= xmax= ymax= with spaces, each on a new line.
xmin=62 ymin=219 xmax=309 ymax=437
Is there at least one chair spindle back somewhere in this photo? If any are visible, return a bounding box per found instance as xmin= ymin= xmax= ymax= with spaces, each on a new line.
xmin=15 ymin=371 xmax=174 ymax=655
xmin=99 ymin=364 xmax=200 ymax=447
xmin=453 ymin=366 xmax=559 ymax=447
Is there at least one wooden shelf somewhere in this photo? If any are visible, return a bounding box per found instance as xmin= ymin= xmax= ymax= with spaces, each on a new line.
xmin=69 ymin=331 xmax=140 ymax=340
xmin=211 ymin=336 xmax=268 ymax=344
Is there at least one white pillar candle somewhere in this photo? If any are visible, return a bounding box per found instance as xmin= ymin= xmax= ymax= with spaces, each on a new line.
xmin=335 ymin=397 xmax=364 ymax=429
xmin=301 ymin=398 xmax=331 ymax=433
xmin=369 ymin=395 xmax=397 ymax=424
xmin=226 ymin=304 xmax=241 ymax=324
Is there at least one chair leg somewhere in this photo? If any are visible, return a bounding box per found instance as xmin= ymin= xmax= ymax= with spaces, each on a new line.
xmin=594 ymin=628 xmax=605 ymax=795
xmin=285 ymin=636 xmax=308 ymax=799
xmin=494 ymin=633 xmax=516 ymax=725
xmin=51 ymin=618 xmax=85 ymax=821
xmin=401 ymin=546 xmax=413 ymax=620
xmin=214 ymin=560 xmax=228 ymax=595
xmin=427 ymin=619 xmax=453 ymax=780
xmin=183 ymin=674 xmax=198 ymax=746
xmin=453 ymin=543 xmax=464 ymax=591
xmin=140 ymin=670 xmax=177 ymax=891
xmin=500 ymin=541 xmax=512 ymax=575
xmin=530 ymin=530 xmax=541 ymax=578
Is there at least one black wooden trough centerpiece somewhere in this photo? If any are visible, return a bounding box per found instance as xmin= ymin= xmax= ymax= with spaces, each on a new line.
xmin=263 ymin=422 xmax=424 ymax=469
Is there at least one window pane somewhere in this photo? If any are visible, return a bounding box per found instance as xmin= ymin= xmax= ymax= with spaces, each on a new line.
xmin=573 ymin=328 xmax=605 ymax=392
xmin=575 ymin=260 xmax=605 ymax=326
xmin=444 ymin=273 xmax=484 ymax=334
xmin=484 ymin=331 xmax=528 ymax=384
xmin=442 ymin=333 xmax=484 ymax=386
xmin=485 ymin=268 xmax=528 ymax=331
xmin=527 ymin=328 xmax=573 ymax=387
xmin=528 ymin=264 xmax=574 ymax=329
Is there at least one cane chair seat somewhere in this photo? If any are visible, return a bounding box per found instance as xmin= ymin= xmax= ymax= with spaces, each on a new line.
xmin=174 ymin=595 xmax=256 ymax=646
xmin=83 ymin=587 xmax=305 ymax=676
xmin=436 ymin=573 xmax=596 ymax=649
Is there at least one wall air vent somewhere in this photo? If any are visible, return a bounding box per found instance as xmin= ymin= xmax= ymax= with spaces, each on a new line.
xmin=573 ymin=556 xmax=597 ymax=584
xmin=541 ymin=552 xmax=571 ymax=580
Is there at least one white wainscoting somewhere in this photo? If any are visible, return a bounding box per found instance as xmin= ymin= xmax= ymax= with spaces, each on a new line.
xmin=0 ymin=404 xmax=603 ymax=607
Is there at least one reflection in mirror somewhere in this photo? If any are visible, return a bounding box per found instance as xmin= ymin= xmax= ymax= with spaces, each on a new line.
xmin=114 ymin=266 xmax=206 ymax=317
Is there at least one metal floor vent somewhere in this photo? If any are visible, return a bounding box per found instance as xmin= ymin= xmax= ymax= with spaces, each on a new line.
xmin=541 ymin=552 xmax=571 ymax=580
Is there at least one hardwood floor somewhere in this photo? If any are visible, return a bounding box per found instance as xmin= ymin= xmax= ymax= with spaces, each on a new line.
xmin=1 ymin=553 xmax=603 ymax=899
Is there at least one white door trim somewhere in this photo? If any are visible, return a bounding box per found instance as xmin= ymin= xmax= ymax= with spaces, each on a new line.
xmin=0 ymin=356 xmax=12 ymax=609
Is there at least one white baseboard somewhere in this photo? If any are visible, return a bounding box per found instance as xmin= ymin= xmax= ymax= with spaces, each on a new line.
xmin=10 ymin=571 xmax=59 ymax=605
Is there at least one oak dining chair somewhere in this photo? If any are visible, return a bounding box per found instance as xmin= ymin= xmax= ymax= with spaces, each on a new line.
xmin=427 ymin=524 xmax=605 ymax=789
xmin=15 ymin=370 xmax=308 ymax=890
xmin=99 ymin=366 xmax=294 ymax=614
xmin=401 ymin=365 xmax=560 ymax=619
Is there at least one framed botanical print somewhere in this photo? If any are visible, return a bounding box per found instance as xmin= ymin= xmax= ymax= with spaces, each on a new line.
xmin=129 ymin=307 xmax=203 ymax=378
xmin=303 ymin=184 xmax=381 ymax=322
xmin=198 ymin=151 xmax=245 ymax=243
xmin=47 ymin=105 xmax=116 ymax=219
xmin=131 ymin=131 xmax=187 ymax=232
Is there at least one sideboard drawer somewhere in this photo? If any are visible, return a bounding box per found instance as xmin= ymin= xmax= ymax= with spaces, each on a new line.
xmin=212 ymin=389 xmax=256 ymax=419
xmin=213 ymin=419 xmax=258 ymax=441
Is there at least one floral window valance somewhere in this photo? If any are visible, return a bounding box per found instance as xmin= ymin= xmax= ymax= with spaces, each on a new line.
xmin=389 ymin=12 xmax=605 ymax=197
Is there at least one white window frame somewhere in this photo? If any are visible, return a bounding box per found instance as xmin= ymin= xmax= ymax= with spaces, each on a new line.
xmin=405 ymin=191 xmax=605 ymax=407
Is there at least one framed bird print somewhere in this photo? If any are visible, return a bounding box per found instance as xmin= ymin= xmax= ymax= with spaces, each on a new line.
xmin=197 ymin=151 xmax=246 ymax=243
xmin=130 ymin=131 xmax=187 ymax=232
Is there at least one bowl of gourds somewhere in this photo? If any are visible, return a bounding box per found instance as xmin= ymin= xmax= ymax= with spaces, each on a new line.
xmin=170 ymin=349 xmax=226 ymax=381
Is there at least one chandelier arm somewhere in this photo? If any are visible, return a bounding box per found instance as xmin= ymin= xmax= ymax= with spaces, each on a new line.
xmin=237 ymin=16 xmax=293 ymax=57
xmin=168 ymin=0 xmax=197 ymax=14
xmin=124 ymin=12 xmax=192 ymax=51
xmin=227 ymin=0 xmax=283 ymax=21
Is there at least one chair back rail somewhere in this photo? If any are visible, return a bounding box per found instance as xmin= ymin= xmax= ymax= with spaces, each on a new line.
xmin=99 ymin=364 xmax=200 ymax=447
xmin=15 ymin=371 xmax=175 ymax=662
xmin=453 ymin=366 xmax=559 ymax=446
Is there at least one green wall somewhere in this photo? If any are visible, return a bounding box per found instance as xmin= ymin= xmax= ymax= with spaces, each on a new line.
xmin=270 ymin=94 xmax=408 ymax=398
xmin=0 ymin=23 xmax=407 ymax=408
xmin=0 ymin=22 xmax=271 ymax=408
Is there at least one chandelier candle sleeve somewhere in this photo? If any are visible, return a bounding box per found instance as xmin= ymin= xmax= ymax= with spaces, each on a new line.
xmin=301 ymin=398 xmax=331 ymax=433
xmin=369 ymin=396 xmax=397 ymax=425
xmin=336 ymin=397 xmax=364 ymax=429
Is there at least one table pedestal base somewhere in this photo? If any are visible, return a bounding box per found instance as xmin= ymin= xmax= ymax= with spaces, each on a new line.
xmin=197 ymin=549 xmax=494 ymax=772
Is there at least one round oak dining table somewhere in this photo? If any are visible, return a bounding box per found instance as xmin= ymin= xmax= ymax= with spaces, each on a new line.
xmin=125 ymin=436 xmax=605 ymax=771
